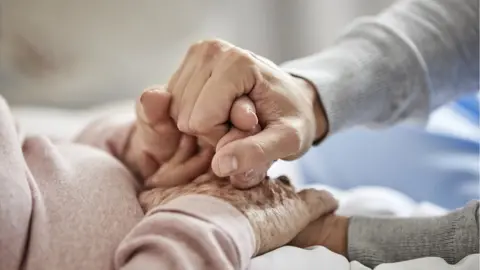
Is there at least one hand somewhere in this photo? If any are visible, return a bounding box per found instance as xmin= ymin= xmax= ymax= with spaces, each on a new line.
xmin=139 ymin=174 xmax=338 ymax=255
xmin=123 ymin=86 xmax=213 ymax=187
xmin=289 ymin=214 xmax=349 ymax=257
xmin=168 ymin=39 xmax=327 ymax=188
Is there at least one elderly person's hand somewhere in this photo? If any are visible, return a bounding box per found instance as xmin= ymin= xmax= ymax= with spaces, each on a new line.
xmin=122 ymin=86 xmax=213 ymax=187
xmin=167 ymin=39 xmax=328 ymax=188
xmin=124 ymin=85 xmax=271 ymax=188
xmin=140 ymin=172 xmax=338 ymax=256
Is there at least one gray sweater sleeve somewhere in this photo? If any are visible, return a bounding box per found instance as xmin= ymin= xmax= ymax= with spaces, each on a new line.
xmin=282 ymin=0 xmax=479 ymax=133
xmin=348 ymin=201 xmax=480 ymax=268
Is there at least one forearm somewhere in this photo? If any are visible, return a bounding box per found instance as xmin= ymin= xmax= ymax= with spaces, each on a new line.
xmin=115 ymin=195 xmax=255 ymax=270
xmin=346 ymin=201 xmax=480 ymax=268
xmin=282 ymin=0 xmax=478 ymax=134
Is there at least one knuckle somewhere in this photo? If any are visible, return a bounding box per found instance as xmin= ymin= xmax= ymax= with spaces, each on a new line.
xmin=177 ymin=119 xmax=189 ymax=133
xmin=203 ymin=39 xmax=224 ymax=51
xmin=202 ymin=38 xmax=224 ymax=48
xmin=188 ymin=118 xmax=208 ymax=134
xmin=249 ymin=140 xmax=267 ymax=161
xmin=193 ymin=39 xmax=226 ymax=56
xmin=229 ymin=48 xmax=254 ymax=66
xmin=283 ymin=123 xmax=303 ymax=154
xmin=188 ymin=40 xmax=204 ymax=55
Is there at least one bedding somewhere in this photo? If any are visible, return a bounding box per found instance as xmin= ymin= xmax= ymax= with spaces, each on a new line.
xmin=11 ymin=101 xmax=477 ymax=270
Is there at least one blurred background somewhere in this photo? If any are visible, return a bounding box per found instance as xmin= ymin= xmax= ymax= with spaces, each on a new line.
xmin=0 ymin=0 xmax=394 ymax=108
xmin=0 ymin=0 xmax=478 ymax=209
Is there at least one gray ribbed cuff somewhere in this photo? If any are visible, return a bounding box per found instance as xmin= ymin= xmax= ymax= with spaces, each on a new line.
xmin=347 ymin=201 xmax=479 ymax=268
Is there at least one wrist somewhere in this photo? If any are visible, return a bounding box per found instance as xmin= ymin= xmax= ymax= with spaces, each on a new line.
xmin=323 ymin=215 xmax=349 ymax=257
xmin=292 ymin=76 xmax=329 ymax=145
xmin=289 ymin=214 xmax=349 ymax=257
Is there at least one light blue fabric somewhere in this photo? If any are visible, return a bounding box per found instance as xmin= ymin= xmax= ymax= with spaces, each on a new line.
xmin=454 ymin=93 xmax=479 ymax=124
xmin=298 ymin=96 xmax=479 ymax=209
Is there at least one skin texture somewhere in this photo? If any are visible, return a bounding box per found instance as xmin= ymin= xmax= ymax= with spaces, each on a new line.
xmin=166 ymin=39 xmax=328 ymax=188
xmin=140 ymin=173 xmax=338 ymax=256
xmin=126 ymin=87 xmax=338 ymax=255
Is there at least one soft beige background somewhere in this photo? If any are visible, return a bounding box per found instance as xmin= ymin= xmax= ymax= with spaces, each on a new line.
xmin=0 ymin=0 xmax=395 ymax=108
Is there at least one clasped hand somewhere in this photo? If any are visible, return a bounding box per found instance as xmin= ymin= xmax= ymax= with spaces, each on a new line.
xmin=122 ymin=87 xmax=338 ymax=255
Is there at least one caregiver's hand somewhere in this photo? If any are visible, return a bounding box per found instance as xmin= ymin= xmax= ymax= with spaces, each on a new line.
xmin=168 ymin=39 xmax=327 ymax=188
xmin=290 ymin=214 xmax=349 ymax=257
xmin=140 ymin=173 xmax=338 ymax=255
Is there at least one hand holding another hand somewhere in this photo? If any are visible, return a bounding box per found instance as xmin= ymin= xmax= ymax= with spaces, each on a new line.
xmin=168 ymin=39 xmax=328 ymax=188
xmin=128 ymin=86 xmax=341 ymax=256
xmin=140 ymin=172 xmax=338 ymax=255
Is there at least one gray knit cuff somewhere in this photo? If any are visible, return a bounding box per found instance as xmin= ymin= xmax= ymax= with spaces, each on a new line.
xmin=347 ymin=201 xmax=479 ymax=268
xmin=281 ymin=19 xmax=431 ymax=134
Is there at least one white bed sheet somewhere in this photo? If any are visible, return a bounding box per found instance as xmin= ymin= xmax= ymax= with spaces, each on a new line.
xmin=13 ymin=102 xmax=476 ymax=270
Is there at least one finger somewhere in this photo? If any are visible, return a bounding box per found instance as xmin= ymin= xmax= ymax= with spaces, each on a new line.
xmin=192 ymin=171 xmax=217 ymax=184
xmin=135 ymin=120 xmax=180 ymax=163
xmin=177 ymin=44 xmax=220 ymax=132
xmin=137 ymin=87 xmax=171 ymax=125
xmin=168 ymin=48 xmax=199 ymax=121
xmin=197 ymin=124 xmax=229 ymax=147
xmin=297 ymin=189 xmax=338 ymax=222
xmin=125 ymin=135 xmax=159 ymax=179
xmin=212 ymin=124 xmax=299 ymax=177
xmin=230 ymin=96 xmax=258 ymax=132
xmin=169 ymin=135 xmax=198 ymax=164
xmin=136 ymin=152 xmax=159 ymax=179
xmin=146 ymin=147 xmax=214 ymax=188
xmin=136 ymin=88 xmax=183 ymax=162
xmin=186 ymin=48 xmax=257 ymax=136
xmin=216 ymin=124 xmax=261 ymax=151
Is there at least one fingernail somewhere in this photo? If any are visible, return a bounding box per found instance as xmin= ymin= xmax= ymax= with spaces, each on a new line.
xmin=247 ymin=108 xmax=259 ymax=129
xmin=219 ymin=156 xmax=238 ymax=175
xmin=245 ymin=169 xmax=255 ymax=182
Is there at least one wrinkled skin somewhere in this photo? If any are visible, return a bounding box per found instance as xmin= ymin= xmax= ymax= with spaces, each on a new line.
xmin=166 ymin=39 xmax=326 ymax=188
xmin=140 ymin=172 xmax=337 ymax=255
xmin=128 ymin=87 xmax=338 ymax=255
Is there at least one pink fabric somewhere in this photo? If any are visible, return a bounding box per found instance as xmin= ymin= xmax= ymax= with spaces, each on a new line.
xmin=0 ymin=96 xmax=255 ymax=270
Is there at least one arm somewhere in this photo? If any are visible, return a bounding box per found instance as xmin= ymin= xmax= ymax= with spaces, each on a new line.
xmin=346 ymin=201 xmax=480 ymax=268
xmin=0 ymin=96 xmax=33 ymax=270
xmin=74 ymin=115 xmax=135 ymax=160
xmin=115 ymin=195 xmax=255 ymax=270
xmin=282 ymin=0 xmax=479 ymax=134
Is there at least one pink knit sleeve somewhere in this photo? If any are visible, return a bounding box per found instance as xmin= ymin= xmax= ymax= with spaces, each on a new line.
xmin=115 ymin=195 xmax=255 ymax=270
xmin=73 ymin=115 xmax=135 ymax=160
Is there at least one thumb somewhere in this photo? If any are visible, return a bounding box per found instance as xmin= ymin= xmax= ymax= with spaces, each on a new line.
xmin=215 ymin=125 xmax=269 ymax=189
xmin=137 ymin=86 xmax=171 ymax=125
xmin=212 ymin=124 xmax=297 ymax=178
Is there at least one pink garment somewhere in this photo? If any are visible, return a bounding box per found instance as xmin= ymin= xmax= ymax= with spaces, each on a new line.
xmin=0 ymin=96 xmax=254 ymax=270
